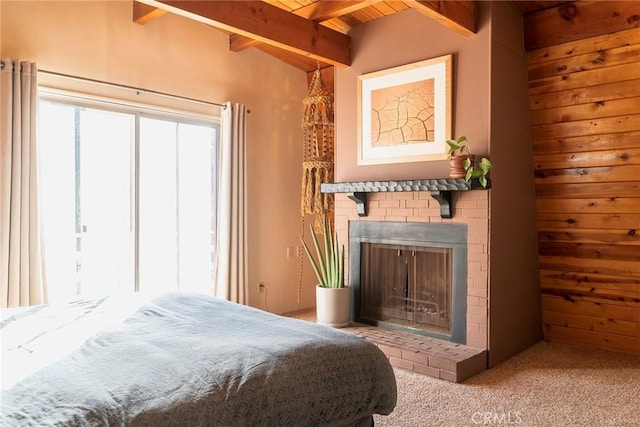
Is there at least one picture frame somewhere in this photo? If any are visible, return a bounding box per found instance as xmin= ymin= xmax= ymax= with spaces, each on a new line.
xmin=357 ymin=54 xmax=452 ymax=165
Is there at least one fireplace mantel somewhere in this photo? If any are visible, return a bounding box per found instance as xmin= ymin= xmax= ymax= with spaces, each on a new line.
xmin=321 ymin=178 xmax=490 ymax=218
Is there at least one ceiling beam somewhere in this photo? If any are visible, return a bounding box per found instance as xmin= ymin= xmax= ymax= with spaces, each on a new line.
xmin=138 ymin=0 xmax=351 ymax=67
xmin=405 ymin=0 xmax=477 ymax=37
xmin=229 ymin=34 xmax=261 ymax=52
xmin=293 ymin=0 xmax=385 ymax=21
xmin=231 ymin=0 xmax=383 ymax=53
xmin=133 ymin=1 xmax=166 ymax=24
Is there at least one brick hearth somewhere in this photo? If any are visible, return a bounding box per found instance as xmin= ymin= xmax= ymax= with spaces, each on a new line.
xmin=286 ymin=309 xmax=487 ymax=383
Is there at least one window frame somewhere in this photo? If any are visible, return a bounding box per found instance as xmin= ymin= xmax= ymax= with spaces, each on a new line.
xmin=38 ymin=89 xmax=221 ymax=295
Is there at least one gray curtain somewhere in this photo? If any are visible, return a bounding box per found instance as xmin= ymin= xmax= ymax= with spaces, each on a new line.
xmin=0 ymin=59 xmax=47 ymax=307
xmin=214 ymin=102 xmax=248 ymax=304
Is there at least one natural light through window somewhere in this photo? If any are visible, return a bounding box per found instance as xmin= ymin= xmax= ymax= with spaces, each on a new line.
xmin=39 ymin=96 xmax=218 ymax=302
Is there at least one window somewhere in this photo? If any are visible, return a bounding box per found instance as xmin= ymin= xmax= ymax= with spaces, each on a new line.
xmin=39 ymin=95 xmax=218 ymax=301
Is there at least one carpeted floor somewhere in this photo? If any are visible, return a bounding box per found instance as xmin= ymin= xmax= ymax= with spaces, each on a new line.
xmin=373 ymin=340 xmax=640 ymax=427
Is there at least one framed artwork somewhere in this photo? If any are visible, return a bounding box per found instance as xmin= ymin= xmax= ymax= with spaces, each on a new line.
xmin=357 ymin=54 xmax=452 ymax=165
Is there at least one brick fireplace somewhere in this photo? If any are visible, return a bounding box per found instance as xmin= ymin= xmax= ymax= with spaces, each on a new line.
xmin=332 ymin=188 xmax=490 ymax=350
xmin=315 ymin=184 xmax=491 ymax=381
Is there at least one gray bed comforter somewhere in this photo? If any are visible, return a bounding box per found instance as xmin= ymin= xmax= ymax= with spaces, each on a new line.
xmin=0 ymin=292 xmax=396 ymax=426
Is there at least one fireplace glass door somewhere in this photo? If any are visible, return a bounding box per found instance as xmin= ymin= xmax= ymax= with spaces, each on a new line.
xmin=360 ymin=243 xmax=452 ymax=335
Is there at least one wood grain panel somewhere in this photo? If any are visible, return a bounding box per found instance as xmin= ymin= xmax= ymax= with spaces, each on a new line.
xmin=539 ymin=269 xmax=640 ymax=293
xmin=538 ymin=255 xmax=640 ymax=277
xmin=535 ymin=182 xmax=640 ymax=198
xmin=528 ymin=28 xmax=640 ymax=64
xmin=542 ymin=294 xmax=640 ymax=322
xmin=529 ymin=79 xmax=640 ymax=110
xmin=539 ymin=241 xmax=640 ymax=262
xmin=544 ymin=310 xmax=640 ymax=347
xmin=532 ymin=131 xmax=640 ymax=154
xmin=533 ymin=147 xmax=640 ymax=170
xmin=536 ymin=212 xmax=639 ymax=230
xmin=528 ymin=62 xmax=640 ymax=95
xmin=541 ymin=286 xmax=640 ymax=308
xmin=536 ymin=198 xmax=640 ymax=215
xmin=531 ymin=97 xmax=640 ymax=125
xmin=542 ymin=287 xmax=639 ymax=309
xmin=538 ymin=228 xmax=640 ymax=249
xmin=534 ymin=164 xmax=640 ymax=184
xmin=531 ymin=114 xmax=640 ymax=140
xmin=543 ymin=323 xmax=640 ymax=354
xmin=528 ymin=9 xmax=640 ymax=355
xmin=538 ymin=228 xmax=640 ymax=246
xmin=528 ymin=44 xmax=640 ymax=81
xmin=524 ymin=1 xmax=640 ymax=51
xmin=594 ymin=317 xmax=640 ymax=337
xmin=543 ymin=310 xmax=593 ymax=330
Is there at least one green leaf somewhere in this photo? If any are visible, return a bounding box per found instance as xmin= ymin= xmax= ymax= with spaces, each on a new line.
xmin=446 ymin=136 xmax=469 ymax=157
xmin=445 ymin=140 xmax=459 ymax=156
xmin=300 ymin=236 xmax=325 ymax=287
xmin=299 ymin=214 xmax=345 ymax=288
xmin=465 ymin=168 xmax=474 ymax=181
xmin=338 ymin=245 xmax=344 ymax=288
xmin=312 ymin=223 xmax=328 ymax=287
xmin=480 ymin=157 xmax=493 ymax=173
xmin=479 ymin=176 xmax=488 ymax=188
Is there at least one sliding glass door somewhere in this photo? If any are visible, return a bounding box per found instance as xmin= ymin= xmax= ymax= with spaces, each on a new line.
xmin=39 ymin=97 xmax=218 ymax=301
xmin=139 ymin=117 xmax=217 ymax=293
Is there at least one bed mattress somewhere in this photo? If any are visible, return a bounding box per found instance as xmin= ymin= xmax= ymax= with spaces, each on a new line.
xmin=0 ymin=292 xmax=396 ymax=426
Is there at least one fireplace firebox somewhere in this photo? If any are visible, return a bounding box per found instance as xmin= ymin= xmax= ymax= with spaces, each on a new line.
xmin=361 ymin=243 xmax=452 ymax=334
xmin=350 ymin=221 xmax=467 ymax=344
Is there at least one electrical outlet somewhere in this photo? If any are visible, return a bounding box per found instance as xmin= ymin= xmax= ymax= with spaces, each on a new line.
xmin=258 ymin=282 xmax=265 ymax=293
xmin=286 ymin=247 xmax=293 ymax=258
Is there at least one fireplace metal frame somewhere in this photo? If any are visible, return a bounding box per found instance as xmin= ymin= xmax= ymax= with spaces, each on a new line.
xmin=349 ymin=221 xmax=468 ymax=344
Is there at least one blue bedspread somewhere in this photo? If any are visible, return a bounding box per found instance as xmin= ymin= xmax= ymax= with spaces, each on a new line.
xmin=0 ymin=292 xmax=396 ymax=426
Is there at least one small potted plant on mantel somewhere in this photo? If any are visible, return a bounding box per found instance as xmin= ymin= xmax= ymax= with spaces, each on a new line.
xmin=299 ymin=214 xmax=350 ymax=328
xmin=445 ymin=135 xmax=493 ymax=188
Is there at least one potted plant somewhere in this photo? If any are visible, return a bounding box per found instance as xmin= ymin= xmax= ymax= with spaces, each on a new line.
xmin=445 ymin=135 xmax=493 ymax=188
xmin=445 ymin=135 xmax=473 ymax=179
xmin=299 ymin=214 xmax=351 ymax=328
xmin=465 ymin=156 xmax=493 ymax=188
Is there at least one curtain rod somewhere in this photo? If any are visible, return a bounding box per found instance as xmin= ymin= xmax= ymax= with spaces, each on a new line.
xmin=1 ymin=60 xmax=226 ymax=109
xmin=41 ymin=69 xmax=227 ymax=109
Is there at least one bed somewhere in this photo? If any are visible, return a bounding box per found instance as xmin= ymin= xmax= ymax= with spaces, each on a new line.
xmin=0 ymin=292 xmax=397 ymax=426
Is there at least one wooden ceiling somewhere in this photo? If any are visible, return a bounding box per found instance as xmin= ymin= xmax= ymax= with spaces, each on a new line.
xmin=134 ymin=1 xmax=573 ymax=72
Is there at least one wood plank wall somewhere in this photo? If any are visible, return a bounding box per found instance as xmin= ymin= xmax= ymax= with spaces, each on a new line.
xmin=525 ymin=2 xmax=640 ymax=355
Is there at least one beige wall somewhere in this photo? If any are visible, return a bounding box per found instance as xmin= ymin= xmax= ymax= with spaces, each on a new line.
xmin=1 ymin=0 xmax=318 ymax=313
xmin=487 ymin=1 xmax=542 ymax=366
xmin=335 ymin=7 xmax=492 ymax=182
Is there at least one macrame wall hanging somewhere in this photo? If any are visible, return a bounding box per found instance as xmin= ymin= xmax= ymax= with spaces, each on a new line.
xmin=297 ymin=67 xmax=335 ymax=309
xmin=301 ymin=67 xmax=335 ymax=229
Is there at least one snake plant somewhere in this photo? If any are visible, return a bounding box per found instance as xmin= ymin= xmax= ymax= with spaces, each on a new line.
xmin=300 ymin=215 xmax=345 ymax=288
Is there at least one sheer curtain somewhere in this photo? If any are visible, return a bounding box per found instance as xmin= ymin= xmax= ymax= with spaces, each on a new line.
xmin=214 ymin=102 xmax=248 ymax=304
xmin=0 ymin=59 xmax=46 ymax=307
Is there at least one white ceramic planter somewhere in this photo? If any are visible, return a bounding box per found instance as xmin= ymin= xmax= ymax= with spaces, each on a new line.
xmin=315 ymin=285 xmax=351 ymax=328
